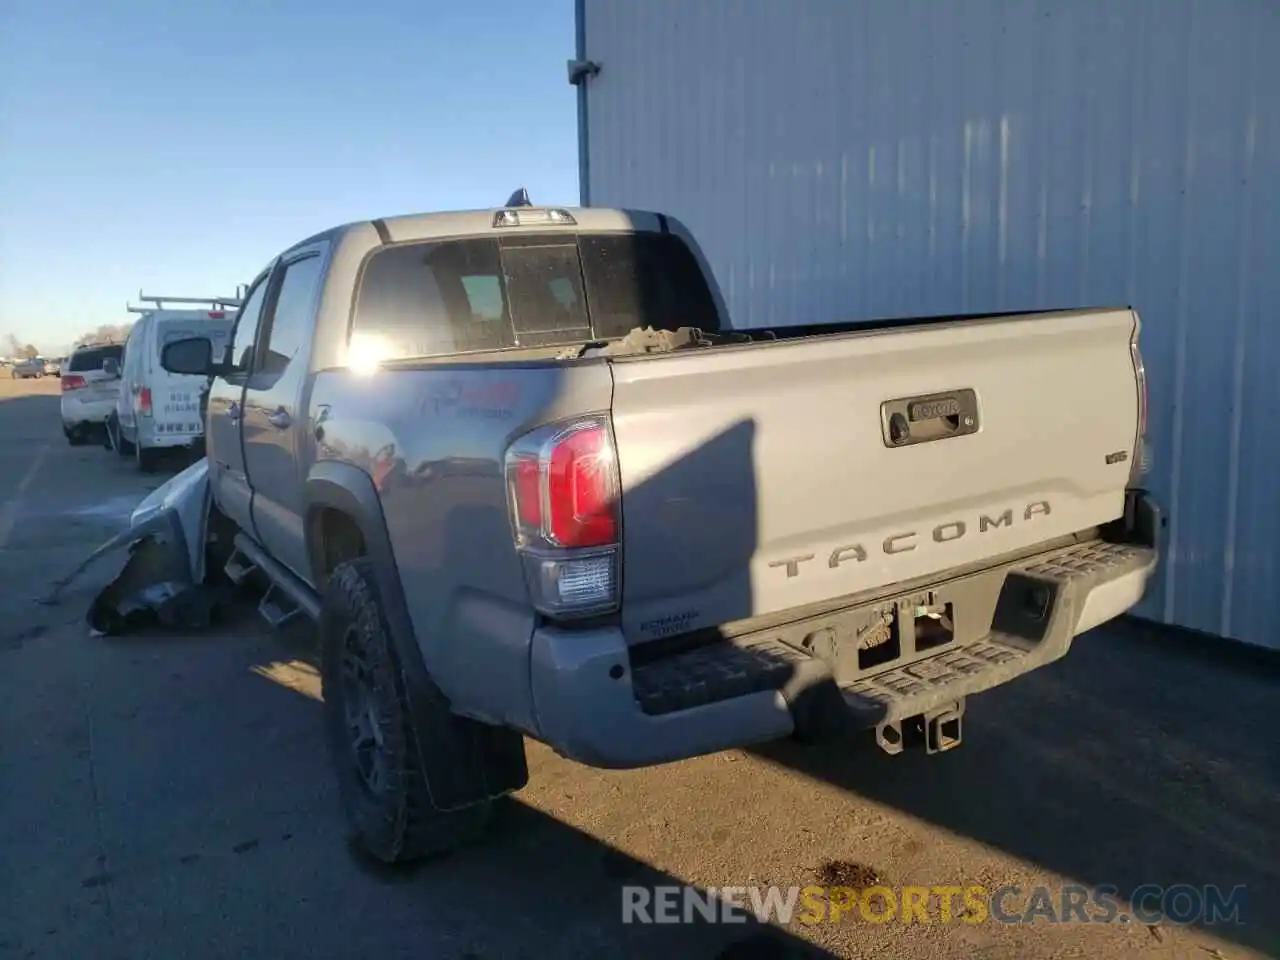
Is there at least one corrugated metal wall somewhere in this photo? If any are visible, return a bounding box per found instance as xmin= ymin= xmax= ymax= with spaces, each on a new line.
xmin=582 ymin=0 xmax=1280 ymax=649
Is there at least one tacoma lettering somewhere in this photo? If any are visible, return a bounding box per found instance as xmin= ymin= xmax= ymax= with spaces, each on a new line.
xmin=769 ymin=554 xmax=815 ymax=578
xmin=828 ymin=544 xmax=868 ymax=567
xmin=796 ymin=500 xmax=1054 ymax=574
xmin=980 ymin=509 xmax=1013 ymax=532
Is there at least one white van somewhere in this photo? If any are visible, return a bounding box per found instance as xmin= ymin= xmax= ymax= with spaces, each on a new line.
xmin=110 ymin=295 xmax=238 ymax=472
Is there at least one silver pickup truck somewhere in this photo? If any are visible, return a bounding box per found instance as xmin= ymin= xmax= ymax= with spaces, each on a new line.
xmin=160 ymin=198 xmax=1161 ymax=864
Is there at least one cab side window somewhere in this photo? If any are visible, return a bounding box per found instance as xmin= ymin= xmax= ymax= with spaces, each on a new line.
xmin=259 ymin=254 xmax=322 ymax=378
xmin=229 ymin=278 xmax=271 ymax=373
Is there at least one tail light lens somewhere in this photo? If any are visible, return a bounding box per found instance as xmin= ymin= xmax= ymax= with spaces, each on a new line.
xmin=61 ymin=374 xmax=86 ymax=391
xmin=139 ymin=386 xmax=153 ymax=417
xmin=504 ymin=415 xmax=621 ymax=618
xmin=1129 ymin=312 xmax=1150 ymax=485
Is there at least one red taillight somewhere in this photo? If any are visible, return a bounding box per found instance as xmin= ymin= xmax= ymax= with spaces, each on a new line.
xmin=208 ymin=311 xmax=225 ymax=319
xmin=505 ymin=415 xmax=621 ymax=618
xmin=547 ymin=426 xmax=618 ymax=547
xmin=139 ymin=386 xmax=153 ymax=416
xmin=61 ymin=374 xmax=86 ymax=391
xmin=507 ymin=418 xmax=620 ymax=549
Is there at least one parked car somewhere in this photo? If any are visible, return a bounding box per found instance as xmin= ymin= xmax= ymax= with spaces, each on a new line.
xmin=109 ymin=304 xmax=233 ymax=472
xmin=10 ymin=357 xmax=46 ymax=379
xmin=159 ymin=197 xmax=1160 ymax=865
xmin=60 ymin=343 xmax=125 ymax=445
xmin=44 ymin=358 xmax=62 ymax=376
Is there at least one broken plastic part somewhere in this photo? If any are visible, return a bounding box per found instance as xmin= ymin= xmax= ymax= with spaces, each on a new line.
xmin=40 ymin=457 xmax=224 ymax=637
xmin=558 ymin=325 xmax=765 ymax=360
xmin=86 ymin=535 xmax=215 ymax=636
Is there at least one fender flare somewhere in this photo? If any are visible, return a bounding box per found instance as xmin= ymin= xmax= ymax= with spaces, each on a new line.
xmin=303 ymin=460 xmax=528 ymax=806
xmin=303 ymin=460 xmax=419 ymax=671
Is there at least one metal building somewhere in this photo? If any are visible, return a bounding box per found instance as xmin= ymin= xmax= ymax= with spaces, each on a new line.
xmin=574 ymin=0 xmax=1280 ymax=649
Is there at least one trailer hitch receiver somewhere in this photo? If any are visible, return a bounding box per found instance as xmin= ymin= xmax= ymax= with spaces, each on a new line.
xmin=924 ymin=699 xmax=965 ymax=754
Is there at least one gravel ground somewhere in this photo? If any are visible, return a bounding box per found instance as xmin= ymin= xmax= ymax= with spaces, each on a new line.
xmin=1 ymin=374 xmax=1275 ymax=960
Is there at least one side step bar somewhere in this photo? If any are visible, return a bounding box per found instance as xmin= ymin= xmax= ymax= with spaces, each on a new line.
xmin=226 ymin=533 xmax=322 ymax=626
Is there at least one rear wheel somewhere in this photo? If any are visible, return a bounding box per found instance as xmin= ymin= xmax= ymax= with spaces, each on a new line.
xmin=109 ymin=414 xmax=134 ymax=456
xmin=135 ymin=440 xmax=160 ymax=473
xmin=319 ymin=558 xmax=493 ymax=864
xmin=64 ymin=425 xmax=88 ymax=446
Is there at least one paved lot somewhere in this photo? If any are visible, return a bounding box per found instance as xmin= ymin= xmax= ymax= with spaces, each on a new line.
xmin=1 ymin=374 xmax=1276 ymax=960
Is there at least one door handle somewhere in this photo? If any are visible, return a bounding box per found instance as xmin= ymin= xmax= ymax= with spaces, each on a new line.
xmin=313 ymin=403 xmax=331 ymax=442
xmin=267 ymin=409 xmax=292 ymax=430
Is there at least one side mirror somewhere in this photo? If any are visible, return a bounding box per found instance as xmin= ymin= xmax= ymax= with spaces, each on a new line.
xmin=102 ymin=357 xmax=120 ymax=378
xmin=160 ymin=336 xmax=218 ymax=377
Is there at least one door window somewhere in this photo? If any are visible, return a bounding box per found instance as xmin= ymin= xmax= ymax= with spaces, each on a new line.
xmin=259 ymin=255 xmax=322 ymax=377
xmin=228 ymin=277 xmax=271 ymax=373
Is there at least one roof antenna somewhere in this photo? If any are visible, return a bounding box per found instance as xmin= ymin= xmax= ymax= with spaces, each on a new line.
xmin=505 ymin=187 xmax=532 ymax=208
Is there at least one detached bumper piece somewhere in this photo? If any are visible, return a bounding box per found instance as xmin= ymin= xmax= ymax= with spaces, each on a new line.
xmin=628 ymin=535 xmax=1157 ymax=755
xmin=41 ymin=458 xmax=225 ymax=637
xmin=87 ymin=532 xmax=217 ymax=635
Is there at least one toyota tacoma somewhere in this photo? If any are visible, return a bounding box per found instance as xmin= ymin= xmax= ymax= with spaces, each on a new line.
xmin=158 ymin=195 xmax=1161 ymax=863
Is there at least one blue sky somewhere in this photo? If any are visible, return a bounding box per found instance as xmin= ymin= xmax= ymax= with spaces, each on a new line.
xmin=0 ymin=0 xmax=578 ymax=354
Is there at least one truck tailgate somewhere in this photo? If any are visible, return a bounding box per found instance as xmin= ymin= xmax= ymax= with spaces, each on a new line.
xmin=609 ymin=308 xmax=1140 ymax=644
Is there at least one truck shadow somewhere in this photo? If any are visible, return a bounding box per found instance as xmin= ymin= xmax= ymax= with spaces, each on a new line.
xmin=749 ymin=623 xmax=1280 ymax=954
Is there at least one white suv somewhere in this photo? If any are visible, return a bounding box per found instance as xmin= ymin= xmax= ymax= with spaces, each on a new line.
xmin=60 ymin=343 xmax=125 ymax=445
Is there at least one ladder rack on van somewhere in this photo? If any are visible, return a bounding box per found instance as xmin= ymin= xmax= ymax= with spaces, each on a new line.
xmin=126 ymin=286 xmax=245 ymax=314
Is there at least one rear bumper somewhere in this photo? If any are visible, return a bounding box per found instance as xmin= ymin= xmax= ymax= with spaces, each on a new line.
xmin=137 ymin=421 xmax=205 ymax=449
xmin=529 ymin=491 xmax=1162 ymax=769
xmin=62 ymin=396 xmax=117 ymax=426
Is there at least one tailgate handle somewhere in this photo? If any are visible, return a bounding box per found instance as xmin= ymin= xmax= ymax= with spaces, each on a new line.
xmin=881 ymin=389 xmax=979 ymax=448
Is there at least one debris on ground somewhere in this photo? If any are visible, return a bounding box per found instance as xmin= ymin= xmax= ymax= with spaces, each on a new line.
xmin=814 ymin=859 xmax=883 ymax=888
xmin=38 ymin=458 xmax=225 ymax=636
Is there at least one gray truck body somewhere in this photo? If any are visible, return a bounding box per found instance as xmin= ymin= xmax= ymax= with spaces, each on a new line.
xmin=168 ymin=202 xmax=1159 ymax=807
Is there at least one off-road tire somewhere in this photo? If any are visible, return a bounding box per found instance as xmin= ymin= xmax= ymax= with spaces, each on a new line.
xmin=319 ymin=558 xmax=493 ymax=863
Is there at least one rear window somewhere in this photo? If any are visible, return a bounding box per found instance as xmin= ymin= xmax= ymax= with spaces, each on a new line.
xmin=352 ymin=231 xmax=721 ymax=361
xmin=67 ymin=344 xmax=123 ymax=372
